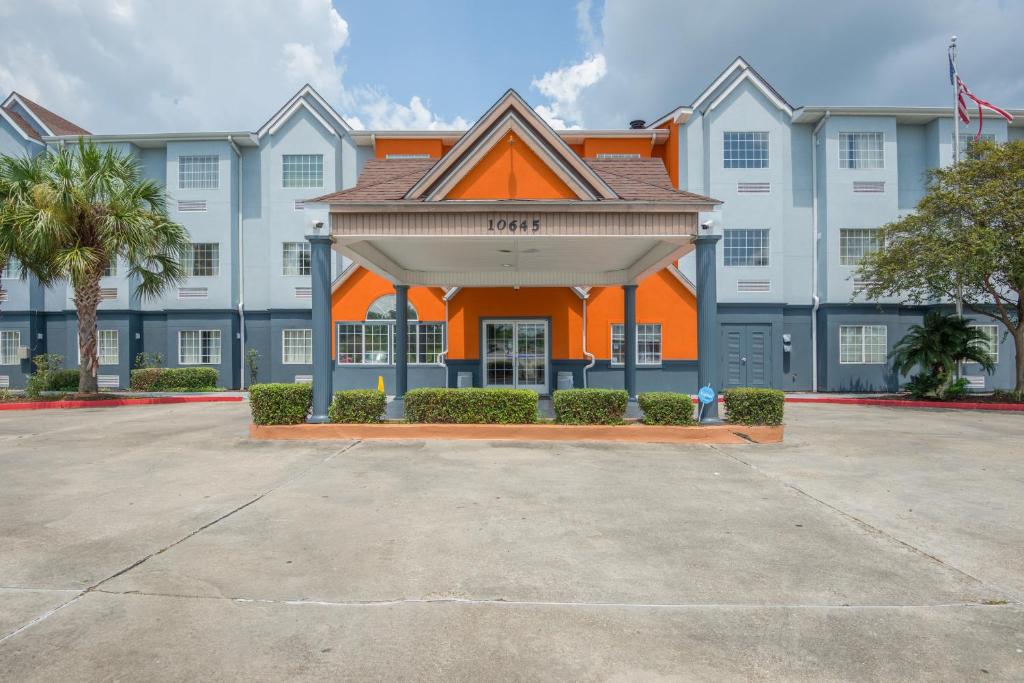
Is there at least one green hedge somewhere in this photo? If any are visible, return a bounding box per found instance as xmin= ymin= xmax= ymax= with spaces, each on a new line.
xmin=404 ymin=388 xmax=537 ymax=424
xmin=723 ymin=388 xmax=785 ymax=426
xmin=249 ymin=383 xmax=312 ymax=425
xmin=638 ymin=391 xmax=696 ymax=425
xmin=553 ymin=388 xmax=628 ymax=425
xmin=130 ymin=367 xmax=219 ymax=392
xmin=46 ymin=369 xmax=81 ymax=392
xmin=329 ymin=389 xmax=386 ymax=423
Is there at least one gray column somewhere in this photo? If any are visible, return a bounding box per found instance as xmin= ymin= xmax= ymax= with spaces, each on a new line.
xmin=394 ymin=284 xmax=409 ymax=398
xmin=694 ymin=234 xmax=721 ymax=422
xmin=623 ymin=283 xmax=637 ymax=401
xmin=307 ymin=232 xmax=335 ymax=423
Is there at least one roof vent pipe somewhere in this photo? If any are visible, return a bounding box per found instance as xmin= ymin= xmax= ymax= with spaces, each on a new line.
xmin=629 ymin=119 xmax=646 ymax=129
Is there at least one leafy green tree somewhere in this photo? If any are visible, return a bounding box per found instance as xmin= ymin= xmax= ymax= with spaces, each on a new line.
xmin=890 ymin=311 xmax=994 ymax=397
xmin=858 ymin=139 xmax=1024 ymax=391
xmin=0 ymin=140 xmax=190 ymax=394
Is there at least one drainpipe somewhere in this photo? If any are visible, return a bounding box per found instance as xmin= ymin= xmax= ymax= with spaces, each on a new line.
xmin=581 ymin=291 xmax=595 ymax=388
xmin=229 ymin=136 xmax=245 ymax=389
xmin=810 ymin=111 xmax=829 ymax=393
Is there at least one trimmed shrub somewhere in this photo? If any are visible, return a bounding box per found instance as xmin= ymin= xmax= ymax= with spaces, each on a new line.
xmin=130 ymin=367 xmax=218 ymax=392
xmin=723 ymin=388 xmax=785 ymax=426
xmin=638 ymin=391 xmax=696 ymax=426
xmin=329 ymin=389 xmax=386 ymax=423
xmin=553 ymin=388 xmax=628 ymax=425
xmin=404 ymin=388 xmax=537 ymax=424
xmin=249 ymin=383 xmax=312 ymax=425
xmin=46 ymin=369 xmax=81 ymax=392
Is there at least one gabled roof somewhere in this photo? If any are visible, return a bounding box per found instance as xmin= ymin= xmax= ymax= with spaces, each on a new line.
xmin=404 ymin=89 xmax=619 ymax=201
xmin=1 ymin=91 xmax=90 ymax=144
xmin=256 ymin=84 xmax=352 ymax=139
xmin=677 ymin=57 xmax=794 ymax=119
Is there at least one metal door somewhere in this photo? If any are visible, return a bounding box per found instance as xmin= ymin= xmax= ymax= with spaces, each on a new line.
xmin=483 ymin=320 xmax=548 ymax=393
xmin=720 ymin=324 xmax=772 ymax=388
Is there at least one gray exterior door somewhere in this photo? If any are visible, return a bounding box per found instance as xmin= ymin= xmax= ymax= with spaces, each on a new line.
xmin=720 ymin=324 xmax=772 ymax=389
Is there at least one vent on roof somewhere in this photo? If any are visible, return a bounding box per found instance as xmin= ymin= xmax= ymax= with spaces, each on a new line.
xmin=595 ymin=153 xmax=641 ymax=160
xmin=178 ymin=199 xmax=207 ymax=212
xmin=853 ymin=181 xmax=885 ymax=193
xmin=294 ymin=287 xmax=312 ymax=300
xmin=737 ymin=279 xmax=771 ymax=293
xmin=0 ymin=375 xmax=8 ymax=388
xmin=852 ymin=278 xmax=877 ymax=295
xmin=385 ymin=153 xmax=432 ymax=160
xmin=99 ymin=287 xmax=118 ymax=301
xmin=178 ymin=287 xmax=208 ymax=300
xmin=964 ymin=376 xmax=986 ymax=390
xmin=629 ymin=119 xmax=646 ymax=129
xmin=294 ymin=200 xmax=306 ymax=211
xmin=737 ymin=182 xmax=771 ymax=194
xmin=294 ymin=374 xmax=313 ymax=384
xmin=98 ymin=374 xmax=120 ymax=389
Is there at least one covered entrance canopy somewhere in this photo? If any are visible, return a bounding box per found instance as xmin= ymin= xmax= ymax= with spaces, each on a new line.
xmin=305 ymin=90 xmax=721 ymax=421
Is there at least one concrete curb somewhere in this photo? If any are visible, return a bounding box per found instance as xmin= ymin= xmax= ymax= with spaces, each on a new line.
xmin=0 ymin=395 xmax=245 ymax=411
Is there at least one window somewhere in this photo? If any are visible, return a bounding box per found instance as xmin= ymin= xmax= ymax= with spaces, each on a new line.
xmin=178 ymin=330 xmax=221 ymax=365
xmin=282 ymin=154 xmax=323 ymax=188
xmin=178 ymin=155 xmax=219 ymax=190
xmin=723 ymin=132 xmax=769 ymax=169
xmin=955 ymin=133 xmax=995 ymax=158
xmin=366 ymin=294 xmax=417 ymax=321
xmin=610 ymin=324 xmax=662 ymax=365
xmin=97 ymin=330 xmax=118 ymax=366
xmin=1 ymin=258 xmax=16 ymax=279
xmin=971 ymin=325 xmax=999 ymax=364
xmin=724 ymin=229 xmax=770 ymax=267
xmin=839 ymin=325 xmax=887 ymax=364
xmin=182 ymin=243 xmax=219 ymax=277
xmin=0 ymin=330 xmax=20 ymax=365
xmin=282 ymin=329 xmax=312 ymax=365
xmin=336 ymin=322 xmax=444 ymax=365
xmin=282 ymin=242 xmax=311 ymax=276
xmin=839 ymin=132 xmax=884 ymax=169
xmin=103 ymin=259 xmax=118 ymax=278
xmin=839 ymin=229 xmax=881 ymax=265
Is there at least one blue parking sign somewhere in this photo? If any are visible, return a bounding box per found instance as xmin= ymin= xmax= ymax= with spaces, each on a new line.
xmin=697 ymin=386 xmax=716 ymax=405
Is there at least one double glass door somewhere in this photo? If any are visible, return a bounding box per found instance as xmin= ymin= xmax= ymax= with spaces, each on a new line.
xmin=483 ymin=320 xmax=548 ymax=393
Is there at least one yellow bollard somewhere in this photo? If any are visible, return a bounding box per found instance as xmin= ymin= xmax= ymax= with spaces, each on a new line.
xmin=377 ymin=375 xmax=385 ymax=393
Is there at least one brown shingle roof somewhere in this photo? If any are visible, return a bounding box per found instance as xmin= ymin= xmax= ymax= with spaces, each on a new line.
xmin=11 ymin=92 xmax=91 ymax=136
xmin=2 ymin=105 xmax=42 ymax=141
xmin=310 ymin=157 xmax=717 ymax=204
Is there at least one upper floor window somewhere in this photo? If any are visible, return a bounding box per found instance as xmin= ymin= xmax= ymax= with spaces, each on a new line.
xmin=1 ymin=258 xmax=16 ymax=279
xmin=970 ymin=324 xmax=999 ymax=364
xmin=282 ymin=242 xmax=311 ymax=276
xmin=955 ymin=133 xmax=995 ymax=159
xmin=0 ymin=330 xmax=20 ymax=365
xmin=839 ymin=325 xmax=887 ymax=364
xmin=103 ymin=258 xmax=118 ymax=278
xmin=282 ymin=154 xmax=323 ymax=188
xmin=839 ymin=132 xmax=884 ymax=169
xmin=178 ymin=329 xmax=221 ymax=365
xmin=610 ymin=323 xmax=663 ymax=366
xmin=723 ymin=132 xmax=769 ymax=169
xmin=724 ymin=229 xmax=770 ymax=267
xmin=178 ymin=155 xmax=219 ymax=190
xmin=839 ymin=229 xmax=881 ymax=266
xmin=182 ymin=243 xmax=220 ymax=277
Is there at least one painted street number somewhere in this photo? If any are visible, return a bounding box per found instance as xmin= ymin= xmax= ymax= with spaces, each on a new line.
xmin=487 ymin=218 xmax=541 ymax=233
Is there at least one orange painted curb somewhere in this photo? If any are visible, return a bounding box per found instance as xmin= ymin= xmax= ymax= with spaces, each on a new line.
xmin=249 ymin=422 xmax=783 ymax=445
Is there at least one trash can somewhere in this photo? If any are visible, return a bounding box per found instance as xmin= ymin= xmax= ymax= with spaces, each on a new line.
xmin=556 ymin=371 xmax=574 ymax=391
xmin=457 ymin=372 xmax=474 ymax=388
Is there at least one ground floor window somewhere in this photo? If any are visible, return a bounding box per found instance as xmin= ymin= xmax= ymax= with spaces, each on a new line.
xmin=98 ymin=330 xmax=118 ymax=365
xmin=337 ymin=322 xmax=444 ymax=365
xmin=610 ymin=323 xmax=662 ymax=365
xmin=970 ymin=324 xmax=999 ymax=364
xmin=282 ymin=328 xmax=313 ymax=365
xmin=839 ymin=325 xmax=887 ymax=364
xmin=0 ymin=330 xmax=20 ymax=365
xmin=179 ymin=330 xmax=222 ymax=365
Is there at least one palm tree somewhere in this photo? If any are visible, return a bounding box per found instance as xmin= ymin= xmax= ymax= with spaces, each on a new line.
xmin=0 ymin=140 xmax=190 ymax=394
xmin=890 ymin=311 xmax=996 ymax=392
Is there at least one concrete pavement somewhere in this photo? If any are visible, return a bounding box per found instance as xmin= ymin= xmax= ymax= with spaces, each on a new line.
xmin=0 ymin=402 xmax=1021 ymax=680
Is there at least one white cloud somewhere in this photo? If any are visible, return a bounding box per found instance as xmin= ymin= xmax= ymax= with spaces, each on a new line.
xmin=0 ymin=0 xmax=463 ymax=133
xmin=531 ymin=54 xmax=607 ymax=129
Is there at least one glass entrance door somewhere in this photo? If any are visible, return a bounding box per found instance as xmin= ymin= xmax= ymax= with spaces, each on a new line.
xmin=483 ymin=320 xmax=548 ymax=393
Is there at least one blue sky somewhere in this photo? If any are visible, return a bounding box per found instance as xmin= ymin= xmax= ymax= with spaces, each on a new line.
xmin=1 ymin=0 xmax=1021 ymax=133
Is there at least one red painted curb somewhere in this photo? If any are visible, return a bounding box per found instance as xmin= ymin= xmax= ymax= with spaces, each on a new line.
xmin=783 ymin=396 xmax=1024 ymax=412
xmin=0 ymin=395 xmax=244 ymax=411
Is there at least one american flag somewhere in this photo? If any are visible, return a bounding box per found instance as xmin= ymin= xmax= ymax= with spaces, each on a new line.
xmin=949 ymin=50 xmax=1014 ymax=141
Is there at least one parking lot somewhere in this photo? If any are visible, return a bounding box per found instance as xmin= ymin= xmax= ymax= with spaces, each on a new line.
xmin=0 ymin=401 xmax=1022 ymax=680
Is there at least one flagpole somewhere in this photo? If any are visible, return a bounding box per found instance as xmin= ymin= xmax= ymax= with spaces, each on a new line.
xmin=950 ymin=36 xmax=964 ymax=381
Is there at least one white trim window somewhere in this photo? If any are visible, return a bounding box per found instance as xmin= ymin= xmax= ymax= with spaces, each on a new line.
xmin=0 ymin=330 xmax=20 ymax=365
xmin=724 ymin=228 xmax=770 ymax=267
xmin=839 ymin=228 xmax=881 ymax=266
xmin=839 ymin=132 xmax=884 ymax=169
xmin=282 ymin=154 xmax=323 ymax=188
xmin=839 ymin=325 xmax=887 ymax=364
xmin=178 ymin=155 xmax=219 ymax=190
xmin=178 ymin=330 xmax=222 ymax=365
xmin=282 ymin=242 xmax=311 ymax=276
xmin=955 ymin=132 xmax=995 ymax=158
xmin=970 ymin=324 xmax=999 ymax=364
xmin=610 ymin=323 xmax=662 ymax=365
xmin=97 ymin=330 xmax=118 ymax=366
xmin=1 ymin=258 xmax=17 ymax=279
xmin=182 ymin=243 xmax=219 ymax=277
xmin=103 ymin=258 xmax=118 ymax=278
xmin=336 ymin=322 xmax=445 ymax=365
xmin=723 ymin=131 xmax=769 ymax=169
xmin=282 ymin=329 xmax=313 ymax=365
